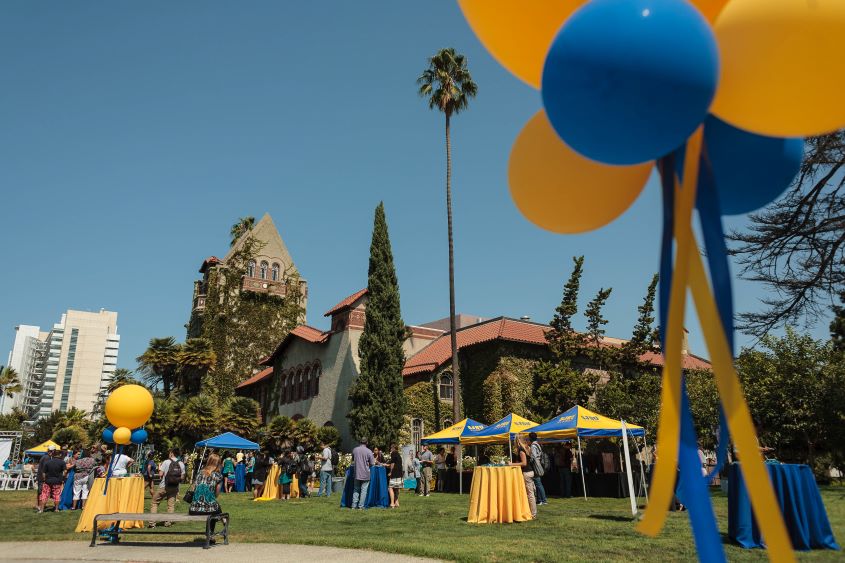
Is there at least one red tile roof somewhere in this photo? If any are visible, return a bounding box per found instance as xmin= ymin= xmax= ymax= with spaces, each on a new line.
xmin=259 ymin=324 xmax=331 ymax=366
xmin=324 ymin=288 xmax=368 ymax=317
xmin=199 ymin=256 xmax=221 ymax=273
xmin=236 ymin=367 xmax=273 ymax=389
xmin=402 ymin=316 xmax=711 ymax=376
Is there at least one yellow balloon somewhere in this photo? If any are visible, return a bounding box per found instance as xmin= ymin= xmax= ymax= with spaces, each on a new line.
xmin=509 ymin=111 xmax=653 ymax=234
xmin=458 ymin=0 xmax=584 ymax=88
xmin=105 ymin=384 xmax=154 ymax=429
xmin=711 ymin=0 xmax=845 ymax=136
xmin=113 ymin=426 xmax=132 ymax=445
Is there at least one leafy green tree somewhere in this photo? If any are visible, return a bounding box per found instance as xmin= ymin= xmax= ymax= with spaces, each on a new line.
xmin=595 ymin=372 xmax=662 ymax=442
xmin=348 ymin=203 xmax=407 ymax=446
xmin=619 ymin=274 xmax=660 ymax=375
xmin=267 ymin=415 xmax=294 ymax=451
xmin=52 ymin=425 xmax=89 ymax=449
xmin=291 ymin=418 xmax=318 ymax=451
xmin=177 ymin=395 xmax=220 ymax=442
xmin=220 ymin=396 xmax=261 ymax=439
xmin=584 ymin=287 xmax=613 ymax=369
xmin=229 ymin=216 xmax=255 ymax=247
xmin=137 ymin=337 xmax=180 ymax=396
xmin=56 ymin=407 xmax=89 ymax=431
xmin=146 ymin=395 xmax=181 ymax=451
xmin=178 ymin=338 xmax=216 ymax=395
xmin=831 ymin=291 xmax=845 ymax=353
xmin=0 ymin=367 xmax=22 ymax=414
xmin=0 ymin=408 xmax=26 ymax=431
xmin=530 ymin=256 xmax=596 ymax=418
xmin=28 ymin=411 xmax=64 ymax=447
xmin=418 ymin=48 xmax=478 ymax=421
xmin=737 ymin=327 xmax=845 ymax=474
xmin=317 ymin=425 xmax=341 ymax=449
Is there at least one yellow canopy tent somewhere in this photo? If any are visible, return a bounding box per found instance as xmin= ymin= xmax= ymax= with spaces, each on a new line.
xmin=521 ymin=405 xmax=649 ymax=502
xmin=24 ymin=440 xmax=61 ymax=456
xmin=460 ymin=413 xmax=540 ymax=461
xmin=420 ymin=418 xmax=487 ymax=445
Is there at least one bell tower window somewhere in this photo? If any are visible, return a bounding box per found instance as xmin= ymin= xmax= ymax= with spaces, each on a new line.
xmin=247 ymin=260 xmax=256 ymax=278
xmin=259 ymin=261 xmax=269 ymax=279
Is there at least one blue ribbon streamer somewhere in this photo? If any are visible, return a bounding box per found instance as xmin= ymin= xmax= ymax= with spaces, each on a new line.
xmin=658 ymin=153 xmax=726 ymax=563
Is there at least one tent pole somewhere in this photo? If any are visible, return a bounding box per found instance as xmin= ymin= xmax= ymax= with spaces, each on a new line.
xmin=577 ymin=435 xmax=587 ymax=500
xmin=459 ymin=443 xmax=463 ymax=496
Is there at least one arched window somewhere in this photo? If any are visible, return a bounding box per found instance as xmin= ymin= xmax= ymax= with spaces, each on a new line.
xmin=323 ymin=421 xmax=334 ymax=427
xmin=443 ymin=418 xmax=453 ymax=428
xmin=286 ymin=372 xmax=294 ymax=403
xmin=271 ymin=263 xmax=280 ymax=281
xmin=411 ymin=418 xmax=423 ymax=451
xmin=247 ymin=260 xmax=256 ymax=277
xmin=259 ymin=261 xmax=269 ymax=279
xmin=439 ymin=373 xmax=454 ymax=400
xmin=312 ymin=365 xmax=321 ymax=397
xmin=281 ymin=373 xmax=289 ymax=404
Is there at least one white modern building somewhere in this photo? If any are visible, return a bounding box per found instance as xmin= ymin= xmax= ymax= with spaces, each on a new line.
xmin=5 ymin=310 xmax=120 ymax=419
xmin=2 ymin=325 xmax=47 ymax=415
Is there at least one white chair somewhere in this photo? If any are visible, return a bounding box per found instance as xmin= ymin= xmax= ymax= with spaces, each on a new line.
xmin=0 ymin=471 xmax=9 ymax=491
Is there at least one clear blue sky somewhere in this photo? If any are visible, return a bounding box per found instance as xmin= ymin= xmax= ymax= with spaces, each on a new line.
xmin=0 ymin=1 xmax=831 ymax=370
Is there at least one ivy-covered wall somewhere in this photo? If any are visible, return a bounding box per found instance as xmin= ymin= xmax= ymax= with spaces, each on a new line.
xmin=190 ymin=236 xmax=305 ymax=399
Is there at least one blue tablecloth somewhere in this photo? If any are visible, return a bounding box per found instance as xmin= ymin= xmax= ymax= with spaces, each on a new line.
xmin=728 ymin=463 xmax=839 ymax=551
xmin=235 ymin=463 xmax=246 ymax=492
xmin=340 ymin=465 xmax=389 ymax=509
xmin=58 ymin=469 xmax=75 ymax=511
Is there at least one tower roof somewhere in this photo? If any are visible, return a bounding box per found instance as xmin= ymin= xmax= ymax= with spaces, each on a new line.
xmin=223 ymin=213 xmax=298 ymax=273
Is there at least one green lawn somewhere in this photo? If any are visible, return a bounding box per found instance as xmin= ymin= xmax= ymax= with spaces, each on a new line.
xmin=2 ymin=487 xmax=841 ymax=562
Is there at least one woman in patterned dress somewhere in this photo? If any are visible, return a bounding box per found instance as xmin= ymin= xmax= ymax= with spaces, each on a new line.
xmin=189 ymin=453 xmax=223 ymax=538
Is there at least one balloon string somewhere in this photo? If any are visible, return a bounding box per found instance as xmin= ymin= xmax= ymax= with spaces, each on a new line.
xmin=638 ymin=126 xmax=703 ymax=537
xmin=694 ymin=152 xmax=732 ymax=480
xmin=686 ymin=240 xmax=795 ymax=562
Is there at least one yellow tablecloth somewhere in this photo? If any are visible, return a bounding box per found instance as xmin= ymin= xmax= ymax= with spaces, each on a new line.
xmin=254 ymin=464 xmax=299 ymax=501
xmin=75 ymin=476 xmax=145 ymax=532
xmin=467 ymin=466 xmax=533 ymax=524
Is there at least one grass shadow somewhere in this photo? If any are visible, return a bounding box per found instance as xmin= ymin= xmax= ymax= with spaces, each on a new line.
xmin=588 ymin=514 xmax=635 ymax=523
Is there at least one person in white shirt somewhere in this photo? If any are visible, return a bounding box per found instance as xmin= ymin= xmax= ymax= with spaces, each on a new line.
xmin=149 ymin=449 xmax=185 ymax=528
xmin=110 ymin=452 xmax=134 ymax=477
xmin=318 ymin=441 xmax=333 ymax=497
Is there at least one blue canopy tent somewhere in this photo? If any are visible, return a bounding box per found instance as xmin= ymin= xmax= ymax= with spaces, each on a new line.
xmin=195 ymin=432 xmax=259 ymax=450
xmin=194 ymin=432 xmax=259 ymax=492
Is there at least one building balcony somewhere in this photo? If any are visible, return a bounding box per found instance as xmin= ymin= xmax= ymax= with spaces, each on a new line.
xmin=240 ymin=276 xmax=288 ymax=298
xmin=193 ymin=294 xmax=207 ymax=312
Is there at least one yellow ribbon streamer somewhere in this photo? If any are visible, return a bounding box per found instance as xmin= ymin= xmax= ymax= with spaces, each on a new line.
xmin=687 ymin=237 xmax=795 ymax=562
xmin=638 ymin=128 xmax=703 ymax=537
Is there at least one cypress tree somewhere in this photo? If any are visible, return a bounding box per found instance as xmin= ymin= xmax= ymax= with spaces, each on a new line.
xmin=620 ymin=274 xmax=659 ymax=376
xmin=548 ymin=256 xmax=586 ymax=357
xmin=347 ymin=203 xmax=407 ymax=446
xmin=584 ymin=287 xmax=613 ymax=369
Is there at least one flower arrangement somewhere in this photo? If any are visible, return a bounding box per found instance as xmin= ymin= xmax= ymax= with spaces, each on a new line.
xmin=462 ymin=456 xmax=477 ymax=470
xmin=336 ymin=453 xmax=353 ymax=474
xmin=489 ymin=455 xmax=509 ymax=466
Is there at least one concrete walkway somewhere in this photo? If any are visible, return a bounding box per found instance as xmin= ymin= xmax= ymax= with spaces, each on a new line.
xmin=0 ymin=541 xmax=441 ymax=563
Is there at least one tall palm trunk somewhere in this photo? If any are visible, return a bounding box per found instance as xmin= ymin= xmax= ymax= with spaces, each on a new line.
xmin=445 ymin=112 xmax=461 ymax=423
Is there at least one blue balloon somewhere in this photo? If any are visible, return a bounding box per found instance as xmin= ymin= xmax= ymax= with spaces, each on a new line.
xmin=703 ymin=116 xmax=803 ymax=215
xmin=542 ymin=0 xmax=719 ymax=165
xmin=130 ymin=428 xmax=148 ymax=445
xmin=102 ymin=426 xmax=115 ymax=444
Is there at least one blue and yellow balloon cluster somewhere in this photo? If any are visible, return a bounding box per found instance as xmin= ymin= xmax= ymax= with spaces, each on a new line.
xmin=459 ymin=1 xmax=845 ymax=561
xmin=101 ymin=385 xmax=153 ymax=446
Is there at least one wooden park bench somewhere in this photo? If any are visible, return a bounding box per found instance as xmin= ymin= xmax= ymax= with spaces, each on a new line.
xmin=89 ymin=512 xmax=229 ymax=549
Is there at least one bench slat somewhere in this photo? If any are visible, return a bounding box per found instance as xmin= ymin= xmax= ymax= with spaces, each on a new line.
xmin=95 ymin=513 xmax=220 ymax=522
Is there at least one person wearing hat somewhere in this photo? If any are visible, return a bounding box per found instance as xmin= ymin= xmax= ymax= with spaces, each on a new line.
xmin=37 ymin=447 xmax=66 ymax=513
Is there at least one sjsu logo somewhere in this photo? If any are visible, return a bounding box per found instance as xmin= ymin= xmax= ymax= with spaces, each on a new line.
xmin=581 ymin=415 xmax=599 ymax=421
xmin=558 ymin=415 xmax=575 ymax=422
xmin=467 ymin=425 xmax=484 ymax=431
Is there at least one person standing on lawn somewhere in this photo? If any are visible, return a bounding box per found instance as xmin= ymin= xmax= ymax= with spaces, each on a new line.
xmin=510 ymin=434 xmax=537 ymax=519
xmin=278 ymin=450 xmax=295 ymax=500
xmin=142 ymin=451 xmax=157 ymax=498
xmin=351 ymin=438 xmax=376 ymax=510
xmin=37 ymin=447 xmax=65 ymax=513
xmin=529 ymin=433 xmax=548 ymax=506
xmin=149 ymin=448 xmax=184 ymax=527
xmin=252 ymin=451 xmax=270 ymax=499
xmin=388 ymin=444 xmax=403 ymax=508
xmin=555 ymin=443 xmax=574 ymax=498
xmin=71 ymin=450 xmax=95 ymax=510
xmin=221 ymin=452 xmax=235 ymax=493
xmin=318 ymin=441 xmax=333 ymax=497
xmin=418 ymin=445 xmax=433 ymax=497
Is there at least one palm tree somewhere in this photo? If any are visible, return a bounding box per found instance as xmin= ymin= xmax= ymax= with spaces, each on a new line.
xmin=0 ymin=367 xmax=23 ymax=414
xmin=137 ymin=337 xmax=179 ymax=396
xmin=230 ymin=216 xmax=255 ymax=246
xmin=417 ymin=48 xmax=478 ymax=422
xmin=176 ymin=338 xmax=216 ymax=395
xmin=56 ymin=407 xmax=89 ymax=430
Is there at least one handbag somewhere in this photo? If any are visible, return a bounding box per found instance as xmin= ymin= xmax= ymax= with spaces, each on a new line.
xmin=389 ymin=477 xmax=403 ymax=488
xmin=183 ymin=484 xmax=196 ymax=503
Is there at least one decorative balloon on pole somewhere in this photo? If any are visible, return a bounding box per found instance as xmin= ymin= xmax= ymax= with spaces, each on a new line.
xmin=458 ymin=0 xmax=845 ymax=561
xmin=100 ymin=384 xmax=154 ymax=494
